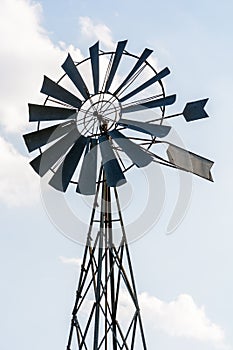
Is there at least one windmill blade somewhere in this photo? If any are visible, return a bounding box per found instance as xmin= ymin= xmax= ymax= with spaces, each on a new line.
xmin=104 ymin=40 xmax=128 ymax=92
xmin=41 ymin=76 xmax=82 ymax=109
xmin=114 ymin=48 xmax=153 ymax=96
xmin=183 ymin=98 xmax=209 ymax=122
xmin=99 ymin=135 xmax=126 ymax=187
xmin=49 ymin=135 xmax=87 ymax=192
xmin=109 ymin=129 xmax=152 ymax=167
xmin=119 ymin=67 xmax=170 ymax=103
xmin=117 ymin=118 xmax=171 ymax=138
xmin=122 ymin=94 xmax=176 ymax=113
xmin=89 ymin=42 xmax=99 ymax=94
xmin=167 ymin=144 xmax=214 ymax=181
xmin=23 ymin=121 xmax=76 ymax=152
xmin=62 ymin=54 xmax=89 ymax=100
xmin=29 ymin=104 xmax=77 ymax=122
xmin=30 ymin=128 xmax=81 ymax=177
xmin=77 ymin=139 xmax=98 ymax=195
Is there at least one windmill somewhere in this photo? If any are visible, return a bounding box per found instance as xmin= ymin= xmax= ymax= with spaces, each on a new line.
xmin=23 ymin=40 xmax=214 ymax=350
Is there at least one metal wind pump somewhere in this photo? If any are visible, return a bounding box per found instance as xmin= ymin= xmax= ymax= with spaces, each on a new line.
xmin=23 ymin=40 xmax=214 ymax=349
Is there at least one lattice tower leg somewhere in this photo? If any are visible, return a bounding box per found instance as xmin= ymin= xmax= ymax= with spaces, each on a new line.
xmin=66 ymin=170 xmax=147 ymax=350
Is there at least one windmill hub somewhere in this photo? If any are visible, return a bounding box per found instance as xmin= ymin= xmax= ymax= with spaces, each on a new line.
xmin=77 ymin=92 xmax=122 ymax=137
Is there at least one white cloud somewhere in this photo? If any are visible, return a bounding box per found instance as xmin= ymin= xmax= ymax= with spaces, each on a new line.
xmin=79 ymin=16 xmax=115 ymax=50
xmin=0 ymin=0 xmax=83 ymax=134
xmin=0 ymin=0 xmax=85 ymax=206
xmin=117 ymin=290 xmax=228 ymax=348
xmin=59 ymin=256 xmax=82 ymax=267
xmin=58 ymin=261 xmax=228 ymax=349
xmin=138 ymin=292 xmax=227 ymax=348
xmin=57 ymin=255 xmax=229 ymax=349
xmin=0 ymin=136 xmax=39 ymax=206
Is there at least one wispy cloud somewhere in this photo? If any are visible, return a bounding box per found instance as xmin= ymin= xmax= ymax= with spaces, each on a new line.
xmin=79 ymin=16 xmax=115 ymax=50
xmin=59 ymin=256 xmax=82 ymax=267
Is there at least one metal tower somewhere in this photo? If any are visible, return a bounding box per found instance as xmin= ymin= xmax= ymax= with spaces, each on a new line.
xmin=67 ymin=169 xmax=147 ymax=350
xmin=23 ymin=40 xmax=214 ymax=350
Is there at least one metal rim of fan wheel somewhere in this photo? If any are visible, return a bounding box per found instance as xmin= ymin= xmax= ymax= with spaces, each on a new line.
xmin=23 ymin=40 xmax=214 ymax=196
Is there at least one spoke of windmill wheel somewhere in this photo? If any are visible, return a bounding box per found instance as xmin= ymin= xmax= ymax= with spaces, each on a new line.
xmin=166 ymin=143 xmax=214 ymax=181
xmin=99 ymin=135 xmax=126 ymax=187
xmin=122 ymin=94 xmax=176 ymax=113
xmin=62 ymin=54 xmax=90 ymax=100
xmin=42 ymin=99 xmax=91 ymax=117
xmin=109 ymin=129 xmax=152 ymax=167
xmin=101 ymin=93 xmax=163 ymax=118
xmin=28 ymin=104 xmax=77 ymax=122
xmin=119 ymin=67 xmax=170 ymax=103
xmin=89 ymin=42 xmax=99 ymax=94
xmin=41 ymin=76 xmax=82 ymax=109
xmin=113 ymin=48 xmax=153 ymax=96
xmin=77 ymin=139 xmax=98 ymax=195
xmin=49 ymin=135 xmax=87 ymax=192
xmin=104 ymin=40 xmax=128 ymax=92
xmin=182 ymin=98 xmax=209 ymax=122
xmin=23 ymin=121 xmax=76 ymax=152
xmin=117 ymin=118 xmax=171 ymax=138
xmin=30 ymin=128 xmax=81 ymax=177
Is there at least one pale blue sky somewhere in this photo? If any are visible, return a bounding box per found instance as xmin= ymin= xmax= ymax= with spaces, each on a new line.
xmin=0 ymin=1 xmax=233 ymax=350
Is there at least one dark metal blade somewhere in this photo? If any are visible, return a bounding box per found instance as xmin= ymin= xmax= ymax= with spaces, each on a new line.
xmin=30 ymin=128 xmax=81 ymax=177
xmin=122 ymin=94 xmax=176 ymax=113
xmin=76 ymin=139 xmax=98 ymax=195
xmin=119 ymin=67 xmax=170 ymax=102
xmin=104 ymin=40 xmax=128 ymax=92
xmin=49 ymin=134 xmax=87 ymax=192
xmin=40 ymin=76 xmax=82 ymax=109
xmin=29 ymin=104 xmax=77 ymax=122
xmin=167 ymin=144 xmax=214 ymax=181
xmin=89 ymin=42 xmax=99 ymax=94
xmin=99 ymin=135 xmax=126 ymax=187
xmin=113 ymin=48 xmax=153 ymax=96
xmin=183 ymin=98 xmax=209 ymax=122
xmin=109 ymin=129 xmax=152 ymax=167
xmin=23 ymin=121 xmax=75 ymax=152
xmin=62 ymin=54 xmax=89 ymax=100
xmin=117 ymin=118 xmax=171 ymax=138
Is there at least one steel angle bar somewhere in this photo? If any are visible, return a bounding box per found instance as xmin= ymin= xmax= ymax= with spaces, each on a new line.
xmin=122 ymin=94 xmax=176 ymax=113
xmin=117 ymin=118 xmax=171 ymax=138
xmin=119 ymin=67 xmax=170 ymax=103
xmin=79 ymin=304 xmax=96 ymax=350
xmin=114 ymin=48 xmax=153 ymax=96
xmin=109 ymin=129 xmax=153 ymax=167
xmin=120 ymin=313 xmax=138 ymax=349
xmin=105 ymin=40 xmax=128 ymax=92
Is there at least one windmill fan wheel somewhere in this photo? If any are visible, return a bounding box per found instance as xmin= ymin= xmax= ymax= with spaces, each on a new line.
xmin=23 ymin=40 xmax=213 ymax=196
